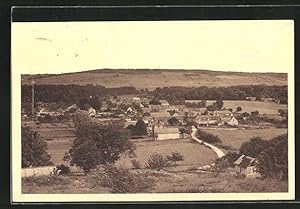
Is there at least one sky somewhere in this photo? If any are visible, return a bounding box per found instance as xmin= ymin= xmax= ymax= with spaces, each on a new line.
xmin=12 ymin=20 xmax=294 ymax=74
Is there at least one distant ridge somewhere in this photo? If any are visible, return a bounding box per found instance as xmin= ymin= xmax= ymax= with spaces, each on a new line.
xmin=22 ymin=68 xmax=287 ymax=89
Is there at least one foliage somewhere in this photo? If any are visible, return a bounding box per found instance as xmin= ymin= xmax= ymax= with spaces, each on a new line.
xmin=239 ymin=137 xmax=269 ymax=158
xmin=178 ymin=126 xmax=192 ymax=137
xmin=131 ymin=159 xmax=141 ymax=169
xmin=149 ymin=99 xmax=161 ymax=105
xmin=236 ymin=106 xmax=242 ymax=112
xmin=22 ymin=126 xmax=53 ymax=168
xmin=150 ymin=85 xmax=287 ymax=105
xmin=56 ymin=164 xmax=71 ymax=176
xmin=213 ymin=99 xmax=224 ymax=110
xmin=133 ymin=120 xmax=148 ymax=136
xmin=167 ymin=117 xmax=181 ymax=126
xmin=166 ymin=152 xmax=184 ymax=166
xmin=145 ymin=154 xmax=171 ymax=170
xmin=257 ymin=134 xmax=288 ymax=180
xmin=185 ymin=100 xmax=206 ymax=108
xmin=67 ymin=119 xmax=135 ymax=172
xmin=196 ymin=129 xmax=222 ymax=144
xmin=72 ymin=110 xmax=90 ymax=128
xmin=101 ymin=166 xmax=155 ymax=193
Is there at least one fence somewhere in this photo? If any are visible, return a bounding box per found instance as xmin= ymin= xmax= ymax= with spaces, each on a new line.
xmin=22 ymin=166 xmax=56 ymax=178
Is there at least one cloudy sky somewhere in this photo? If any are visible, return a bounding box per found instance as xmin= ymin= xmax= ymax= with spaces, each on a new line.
xmin=12 ymin=20 xmax=294 ymax=74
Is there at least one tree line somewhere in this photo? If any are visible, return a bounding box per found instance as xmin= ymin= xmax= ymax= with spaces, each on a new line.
xmin=21 ymin=84 xmax=139 ymax=105
xmin=150 ymin=85 xmax=287 ymax=105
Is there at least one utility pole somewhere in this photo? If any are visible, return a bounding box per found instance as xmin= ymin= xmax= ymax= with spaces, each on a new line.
xmin=31 ymin=79 xmax=36 ymax=122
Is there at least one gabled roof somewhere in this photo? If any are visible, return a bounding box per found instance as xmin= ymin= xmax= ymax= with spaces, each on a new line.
xmin=150 ymin=111 xmax=171 ymax=119
xmin=234 ymin=155 xmax=256 ymax=168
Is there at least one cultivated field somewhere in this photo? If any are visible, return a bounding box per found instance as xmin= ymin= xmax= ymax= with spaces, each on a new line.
xmin=202 ymin=127 xmax=288 ymax=150
xmin=22 ymin=69 xmax=287 ymax=89
xmin=206 ymin=100 xmax=287 ymax=115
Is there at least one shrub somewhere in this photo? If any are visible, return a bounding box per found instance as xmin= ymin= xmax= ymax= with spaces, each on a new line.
xmin=102 ymin=166 xmax=155 ymax=193
xmin=214 ymin=152 xmax=241 ymax=173
xmin=166 ymin=152 xmax=184 ymax=166
xmin=196 ymin=129 xmax=222 ymax=144
xmin=131 ymin=159 xmax=141 ymax=169
xmin=22 ymin=126 xmax=53 ymax=168
xmin=56 ymin=164 xmax=71 ymax=176
xmin=145 ymin=154 xmax=171 ymax=170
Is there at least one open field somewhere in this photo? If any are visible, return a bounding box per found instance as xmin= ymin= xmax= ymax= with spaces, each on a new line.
xmin=205 ymin=100 xmax=287 ymax=115
xmin=22 ymin=169 xmax=288 ymax=193
xmin=22 ymin=69 xmax=287 ymax=89
xmin=116 ymin=139 xmax=217 ymax=169
xmin=202 ymin=128 xmax=288 ymax=150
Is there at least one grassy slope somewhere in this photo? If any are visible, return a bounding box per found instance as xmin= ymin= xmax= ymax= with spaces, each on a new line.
xmin=116 ymin=139 xmax=217 ymax=169
xmin=22 ymin=69 xmax=287 ymax=89
xmin=202 ymin=128 xmax=288 ymax=150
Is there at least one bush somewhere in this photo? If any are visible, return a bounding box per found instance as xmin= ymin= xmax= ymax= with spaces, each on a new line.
xmin=102 ymin=166 xmax=155 ymax=193
xmin=214 ymin=152 xmax=241 ymax=173
xmin=56 ymin=164 xmax=71 ymax=176
xmin=145 ymin=154 xmax=171 ymax=170
xmin=131 ymin=159 xmax=141 ymax=169
xmin=196 ymin=129 xmax=222 ymax=144
xmin=22 ymin=126 xmax=53 ymax=168
xmin=166 ymin=152 xmax=184 ymax=166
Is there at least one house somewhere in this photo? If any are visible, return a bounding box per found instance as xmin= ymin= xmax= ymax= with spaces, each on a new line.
xmin=132 ymin=97 xmax=141 ymax=105
xmin=150 ymin=111 xmax=171 ymax=122
xmin=219 ymin=116 xmax=239 ymax=127
xmin=233 ymin=155 xmax=260 ymax=177
xmin=245 ymin=97 xmax=257 ymax=101
xmin=212 ymin=110 xmax=233 ymax=117
xmin=148 ymin=105 xmax=160 ymax=112
xmin=64 ymin=104 xmax=78 ymax=113
xmin=196 ymin=115 xmax=221 ymax=126
xmin=88 ymin=107 xmax=96 ymax=117
xmin=159 ymin=100 xmax=170 ymax=108
xmin=155 ymin=127 xmax=180 ymax=141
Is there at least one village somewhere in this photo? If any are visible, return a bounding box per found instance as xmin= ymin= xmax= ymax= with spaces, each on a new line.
xmin=26 ymin=94 xmax=287 ymax=141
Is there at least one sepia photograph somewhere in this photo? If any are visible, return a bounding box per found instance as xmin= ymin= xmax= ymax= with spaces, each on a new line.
xmin=11 ymin=20 xmax=295 ymax=202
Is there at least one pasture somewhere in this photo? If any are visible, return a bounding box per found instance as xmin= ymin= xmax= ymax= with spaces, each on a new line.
xmin=202 ymin=127 xmax=288 ymax=150
xmin=206 ymin=100 xmax=287 ymax=115
xmin=116 ymin=139 xmax=217 ymax=170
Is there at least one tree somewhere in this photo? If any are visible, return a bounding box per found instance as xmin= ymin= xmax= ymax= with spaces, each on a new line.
xmin=134 ymin=120 xmax=148 ymax=136
xmin=207 ymin=105 xmax=217 ymax=112
xmin=67 ymin=120 xmax=135 ymax=172
xmin=178 ymin=126 xmax=192 ymax=138
xmin=196 ymin=129 xmax=222 ymax=144
xmin=22 ymin=126 xmax=53 ymax=168
xmin=256 ymin=134 xmax=288 ymax=180
xmin=149 ymin=99 xmax=161 ymax=105
xmin=236 ymin=106 xmax=242 ymax=112
xmin=239 ymin=137 xmax=269 ymax=158
xmin=167 ymin=117 xmax=181 ymax=126
xmin=251 ymin=110 xmax=260 ymax=116
xmin=214 ymin=99 xmax=224 ymax=110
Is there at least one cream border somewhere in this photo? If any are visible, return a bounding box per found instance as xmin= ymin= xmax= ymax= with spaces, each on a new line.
xmin=11 ymin=20 xmax=295 ymax=203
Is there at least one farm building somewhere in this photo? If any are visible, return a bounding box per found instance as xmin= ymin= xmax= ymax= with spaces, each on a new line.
xmin=196 ymin=115 xmax=221 ymax=126
xmin=212 ymin=110 xmax=233 ymax=117
xmin=159 ymin=100 xmax=170 ymax=107
xmin=155 ymin=127 xmax=180 ymax=140
xmin=245 ymin=97 xmax=257 ymax=101
xmin=88 ymin=107 xmax=96 ymax=117
xmin=219 ymin=116 xmax=239 ymax=127
xmin=131 ymin=97 xmax=141 ymax=105
xmin=150 ymin=111 xmax=171 ymax=121
xmin=233 ymin=155 xmax=260 ymax=178
xmin=148 ymin=105 xmax=160 ymax=112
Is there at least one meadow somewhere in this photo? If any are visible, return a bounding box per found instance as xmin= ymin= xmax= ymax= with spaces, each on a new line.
xmin=206 ymin=100 xmax=287 ymax=114
xmin=116 ymin=139 xmax=217 ymax=170
xmin=202 ymin=127 xmax=288 ymax=150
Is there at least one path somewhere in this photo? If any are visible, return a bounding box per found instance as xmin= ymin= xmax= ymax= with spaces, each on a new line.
xmin=191 ymin=126 xmax=225 ymax=158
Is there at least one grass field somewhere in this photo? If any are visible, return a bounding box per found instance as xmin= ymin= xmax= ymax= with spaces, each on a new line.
xmin=22 ymin=69 xmax=287 ymax=89
xmin=205 ymin=100 xmax=287 ymax=114
xmin=22 ymin=168 xmax=288 ymax=193
xmin=116 ymin=139 xmax=217 ymax=169
xmin=202 ymin=128 xmax=288 ymax=150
